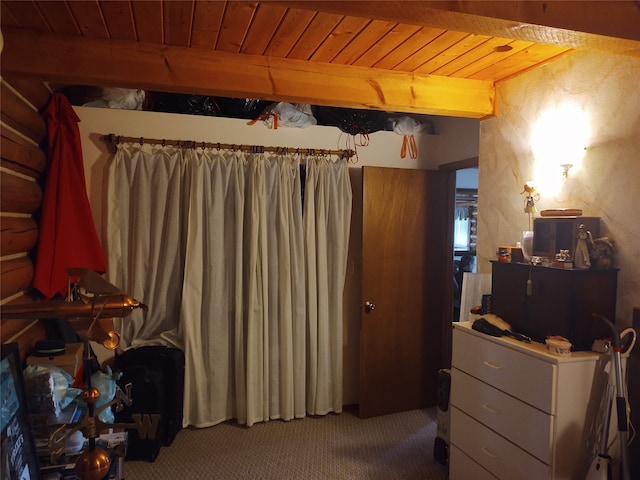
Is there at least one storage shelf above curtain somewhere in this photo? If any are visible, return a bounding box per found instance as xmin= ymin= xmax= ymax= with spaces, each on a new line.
xmin=104 ymin=134 xmax=355 ymax=160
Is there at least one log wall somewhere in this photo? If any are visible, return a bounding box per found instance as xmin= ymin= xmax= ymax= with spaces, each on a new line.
xmin=0 ymin=76 xmax=50 ymax=359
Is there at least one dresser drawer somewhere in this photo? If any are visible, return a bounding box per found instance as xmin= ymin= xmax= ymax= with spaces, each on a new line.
xmin=451 ymin=368 xmax=553 ymax=463
xmin=452 ymin=327 xmax=556 ymax=412
xmin=450 ymin=445 xmax=498 ymax=480
xmin=451 ymin=407 xmax=550 ymax=480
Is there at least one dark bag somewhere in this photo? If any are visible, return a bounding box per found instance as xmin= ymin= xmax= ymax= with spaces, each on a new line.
xmin=115 ymin=346 xmax=185 ymax=446
xmin=115 ymin=365 xmax=165 ymax=461
xmin=314 ymin=106 xmax=388 ymax=135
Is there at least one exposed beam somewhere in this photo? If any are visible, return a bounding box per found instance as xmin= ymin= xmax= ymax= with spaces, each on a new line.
xmin=279 ymin=1 xmax=640 ymax=57
xmin=0 ymin=27 xmax=495 ymax=118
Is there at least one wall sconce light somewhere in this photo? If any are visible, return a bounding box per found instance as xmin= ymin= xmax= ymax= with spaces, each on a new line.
xmin=530 ymin=102 xmax=591 ymax=195
xmin=560 ymin=163 xmax=573 ymax=178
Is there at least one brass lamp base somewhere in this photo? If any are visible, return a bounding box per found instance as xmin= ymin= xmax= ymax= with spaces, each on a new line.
xmin=74 ymin=447 xmax=111 ymax=480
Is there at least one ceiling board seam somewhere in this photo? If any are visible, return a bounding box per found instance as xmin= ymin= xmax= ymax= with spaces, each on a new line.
xmin=371 ymin=26 xmax=431 ymax=71
xmin=94 ymin=1 xmax=109 ymax=40
xmin=492 ymin=48 xmax=575 ymax=85
xmin=292 ymin=11 xmax=333 ymax=61
xmin=373 ymin=27 xmax=445 ymax=70
xmin=257 ymin=5 xmax=288 ymax=56
xmin=389 ymin=29 xmax=455 ymax=73
xmin=429 ymin=35 xmax=494 ymax=77
xmin=237 ymin=2 xmax=260 ymax=55
xmin=325 ymin=17 xmax=371 ymax=64
xmin=126 ymin=0 xmax=137 ymax=42
xmin=187 ymin=0 xmax=195 ymax=48
xmin=444 ymin=38 xmax=522 ymax=79
xmin=32 ymin=1 xmax=52 ymax=33
xmin=61 ymin=1 xmax=82 ymax=35
xmin=212 ymin=0 xmax=229 ymax=50
xmin=160 ymin=0 xmax=165 ymax=45
xmin=98 ymin=2 xmax=114 ymax=41
xmin=307 ymin=14 xmax=345 ymax=61
xmin=352 ymin=23 xmax=422 ymax=68
xmin=285 ymin=10 xmax=319 ymax=59
xmin=346 ymin=21 xmax=399 ymax=67
xmin=1 ymin=3 xmax=19 ymax=26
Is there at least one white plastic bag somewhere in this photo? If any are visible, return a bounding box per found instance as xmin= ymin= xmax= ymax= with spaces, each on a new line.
xmin=90 ymin=366 xmax=122 ymax=423
xmin=390 ymin=116 xmax=421 ymax=159
xmin=83 ymin=87 xmax=146 ymax=110
xmin=23 ymin=365 xmax=82 ymax=416
xmin=249 ymin=103 xmax=317 ymax=129
xmin=391 ymin=116 xmax=421 ymax=136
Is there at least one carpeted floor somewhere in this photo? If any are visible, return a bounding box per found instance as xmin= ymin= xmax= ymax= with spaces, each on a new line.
xmin=123 ymin=407 xmax=448 ymax=479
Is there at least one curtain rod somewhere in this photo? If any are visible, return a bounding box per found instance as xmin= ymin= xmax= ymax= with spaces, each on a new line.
xmin=104 ymin=134 xmax=355 ymax=159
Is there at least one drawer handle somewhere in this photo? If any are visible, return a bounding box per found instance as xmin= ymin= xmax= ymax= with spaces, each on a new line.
xmin=482 ymin=404 xmax=501 ymax=415
xmin=483 ymin=360 xmax=503 ymax=370
xmin=481 ymin=447 xmax=500 ymax=459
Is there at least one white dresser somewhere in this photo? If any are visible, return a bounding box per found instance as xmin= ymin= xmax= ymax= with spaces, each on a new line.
xmin=450 ymin=321 xmax=610 ymax=480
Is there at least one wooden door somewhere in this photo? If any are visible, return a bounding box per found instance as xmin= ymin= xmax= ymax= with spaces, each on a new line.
xmin=360 ymin=166 xmax=454 ymax=418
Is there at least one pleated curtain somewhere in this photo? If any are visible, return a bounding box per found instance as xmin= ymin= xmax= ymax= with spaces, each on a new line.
xmin=105 ymin=143 xmax=351 ymax=427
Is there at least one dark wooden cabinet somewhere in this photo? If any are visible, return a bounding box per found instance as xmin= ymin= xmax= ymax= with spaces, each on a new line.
xmin=533 ymin=216 xmax=600 ymax=257
xmin=490 ymin=261 xmax=617 ymax=351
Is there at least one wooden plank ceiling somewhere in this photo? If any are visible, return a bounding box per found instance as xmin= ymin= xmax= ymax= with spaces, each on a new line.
xmin=1 ymin=1 xmax=639 ymax=118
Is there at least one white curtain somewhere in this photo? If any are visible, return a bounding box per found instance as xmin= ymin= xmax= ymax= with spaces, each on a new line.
xmin=304 ymin=158 xmax=352 ymax=415
xmin=105 ymin=143 xmax=351 ymax=427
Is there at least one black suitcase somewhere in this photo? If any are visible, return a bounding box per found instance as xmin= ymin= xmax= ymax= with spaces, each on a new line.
xmin=115 ymin=365 xmax=165 ymax=461
xmin=114 ymin=346 xmax=185 ymax=446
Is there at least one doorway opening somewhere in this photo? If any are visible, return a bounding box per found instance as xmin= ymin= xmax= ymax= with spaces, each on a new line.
xmin=453 ymin=168 xmax=477 ymax=321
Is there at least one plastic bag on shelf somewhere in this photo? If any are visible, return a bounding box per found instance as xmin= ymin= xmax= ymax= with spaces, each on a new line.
xmin=23 ymin=365 xmax=82 ymax=416
xmin=390 ymin=116 xmax=422 ymax=159
xmin=89 ymin=366 xmax=122 ymax=424
xmin=214 ymin=97 xmax=271 ymax=119
xmin=60 ymin=86 xmax=146 ymax=110
xmin=249 ymin=102 xmax=317 ymax=129
xmin=315 ymin=106 xmax=387 ymax=135
xmin=146 ymin=91 xmax=221 ymax=116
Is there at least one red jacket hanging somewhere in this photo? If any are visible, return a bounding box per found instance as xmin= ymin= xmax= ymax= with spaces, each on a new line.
xmin=33 ymin=93 xmax=107 ymax=299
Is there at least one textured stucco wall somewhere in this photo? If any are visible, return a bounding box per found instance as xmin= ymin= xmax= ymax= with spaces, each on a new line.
xmin=478 ymin=50 xmax=640 ymax=327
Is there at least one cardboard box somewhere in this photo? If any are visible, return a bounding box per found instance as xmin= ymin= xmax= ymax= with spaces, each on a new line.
xmin=27 ymin=342 xmax=84 ymax=376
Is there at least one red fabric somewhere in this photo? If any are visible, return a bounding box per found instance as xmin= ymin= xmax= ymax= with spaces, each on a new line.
xmin=32 ymin=93 xmax=107 ymax=299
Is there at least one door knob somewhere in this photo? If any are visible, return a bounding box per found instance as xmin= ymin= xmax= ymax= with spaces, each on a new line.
xmin=364 ymin=301 xmax=376 ymax=313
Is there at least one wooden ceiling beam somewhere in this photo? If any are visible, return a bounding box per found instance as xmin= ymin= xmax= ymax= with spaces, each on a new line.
xmin=279 ymin=1 xmax=640 ymax=57
xmin=0 ymin=27 xmax=495 ymax=118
